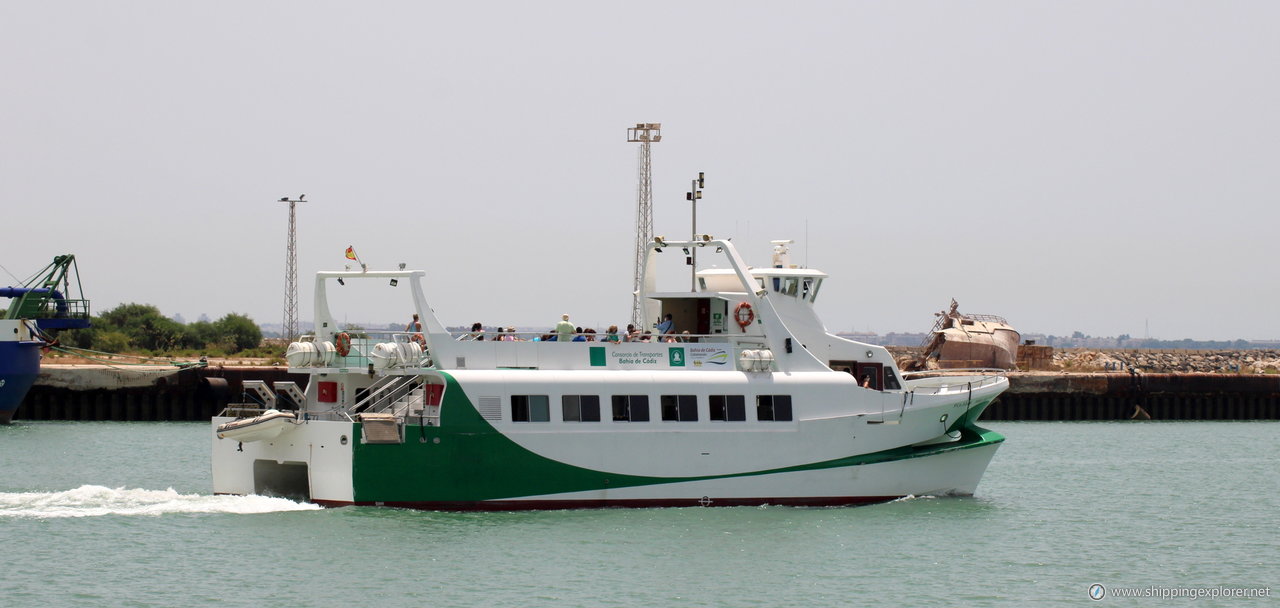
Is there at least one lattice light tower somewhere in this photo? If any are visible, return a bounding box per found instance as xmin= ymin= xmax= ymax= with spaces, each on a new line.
xmin=627 ymin=123 xmax=661 ymax=328
xmin=279 ymin=194 xmax=306 ymax=341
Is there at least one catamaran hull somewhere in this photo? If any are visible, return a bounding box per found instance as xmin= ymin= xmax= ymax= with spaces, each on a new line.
xmin=212 ymin=417 xmax=1002 ymax=510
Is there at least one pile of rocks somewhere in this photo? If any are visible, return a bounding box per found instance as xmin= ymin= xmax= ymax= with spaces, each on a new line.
xmin=1053 ymin=349 xmax=1280 ymax=374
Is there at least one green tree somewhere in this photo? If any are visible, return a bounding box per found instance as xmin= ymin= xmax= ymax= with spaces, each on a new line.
xmin=214 ymin=313 xmax=262 ymax=353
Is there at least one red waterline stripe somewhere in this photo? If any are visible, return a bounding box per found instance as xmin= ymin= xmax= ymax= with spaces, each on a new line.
xmin=313 ymin=495 xmax=907 ymax=511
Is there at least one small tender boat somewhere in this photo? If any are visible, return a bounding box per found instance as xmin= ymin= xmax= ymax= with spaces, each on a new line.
xmin=216 ymin=409 xmax=299 ymax=443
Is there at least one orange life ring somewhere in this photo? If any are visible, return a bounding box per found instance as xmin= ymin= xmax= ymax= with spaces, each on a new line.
xmin=334 ymin=332 xmax=352 ymax=357
xmin=734 ymin=302 xmax=755 ymax=331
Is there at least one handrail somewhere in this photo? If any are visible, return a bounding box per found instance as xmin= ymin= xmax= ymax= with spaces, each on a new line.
xmin=901 ymin=369 xmax=1006 ymax=395
xmin=900 ymin=368 xmax=1008 ymax=379
xmin=448 ymin=330 xmax=760 ymax=343
xmin=349 ymin=375 xmax=423 ymax=416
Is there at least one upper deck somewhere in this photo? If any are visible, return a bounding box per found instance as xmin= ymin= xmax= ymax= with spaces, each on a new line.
xmin=287 ymin=238 xmax=905 ymax=386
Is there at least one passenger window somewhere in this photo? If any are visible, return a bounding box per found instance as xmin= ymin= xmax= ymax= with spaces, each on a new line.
xmin=611 ymin=395 xmax=650 ymax=422
xmin=710 ymin=395 xmax=746 ymax=421
xmin=660 ymin=395 xmax=698 ymax=422
xmin=512 ymin=395 xmax=550 ymax=422
xmin=756 ymin=395 xmax=793 ymax=422
xmin=562 ymin=395 xmax=601 ymax=422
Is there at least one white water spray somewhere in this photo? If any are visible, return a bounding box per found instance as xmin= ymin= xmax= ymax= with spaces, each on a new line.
xmin=0 ymin=485 xmax=321 ymax=518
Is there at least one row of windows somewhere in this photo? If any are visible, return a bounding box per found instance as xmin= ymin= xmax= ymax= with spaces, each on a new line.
xmin=510 ymin=394 xmax=794 ymax=423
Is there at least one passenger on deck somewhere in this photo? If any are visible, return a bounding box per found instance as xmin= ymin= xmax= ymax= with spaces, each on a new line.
xmin=680 ymin=330 xmax=692 ymax=343
xmin=640 ymin=330 xmax=654 ymax=342
xmin=468 ymin=322 xmax=484 ymax=341
xmin=585 ymin=328 xmax=598 ymax=342
xmin=656 ymin=313 xmax=675 ymax=335
xmin=406 ymin=314 xmax=422 ymax=333
xmin=506 ymin=326 xmax=520 ymax=341
xmin=624 ymin=324 xmax=640 ymax=342
xmin=572 ymin=327 xmax=587 ymax=342
xmin=556 ymin=314 xmax=575 ymax=342
xmin=603 ymin=325 xmax=620 ymax=342
xmin=861 ymin=375 xmax=873 ymax=389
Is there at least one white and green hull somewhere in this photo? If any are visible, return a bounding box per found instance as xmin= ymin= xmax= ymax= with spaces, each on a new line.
xmin=213 ymin=370 xmax=1005 ymax=510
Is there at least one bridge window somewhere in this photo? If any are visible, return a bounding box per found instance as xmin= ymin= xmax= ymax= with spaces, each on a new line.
xmin=562 ymin=395 xmax=601 ymax=422
xmin=511 ymin=395 xmax=550 ymax=422
xmin=660 ymin=395 xmax=698 ymax=422
xmin=611 ymin=395 xmax=650 ymax=422
xmin=756 ymin=395 xmax=793 ymax=421
xmin=709 ymin=395 xmax=746 ymax=421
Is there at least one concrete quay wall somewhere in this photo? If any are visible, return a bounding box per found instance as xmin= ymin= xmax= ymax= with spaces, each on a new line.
xmin=16 ymin=365 xmax=307 ymax=422
xmin=985 ymin=372 xmax=1280 ymax=421
xmin=12 ymin=367 xmax=1280 ymax=422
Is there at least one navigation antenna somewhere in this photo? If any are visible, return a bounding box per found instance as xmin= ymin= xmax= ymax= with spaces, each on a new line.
xmin=279 ymin=194 xmax=305 ymax=341
xmin=627 ymin=123 xmax=661 ymax=328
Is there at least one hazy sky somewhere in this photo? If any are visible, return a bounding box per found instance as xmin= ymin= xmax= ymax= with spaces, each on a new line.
xmin=3 ymin=1 xmax=1276 ymax=340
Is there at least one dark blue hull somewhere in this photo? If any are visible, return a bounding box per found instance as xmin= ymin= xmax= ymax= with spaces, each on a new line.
xmin=0 ymin=340 xmax=43 ymax=424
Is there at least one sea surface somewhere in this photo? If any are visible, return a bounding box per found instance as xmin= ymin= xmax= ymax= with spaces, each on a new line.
xmin=1 ymin=420 xmax=1275 ymax=607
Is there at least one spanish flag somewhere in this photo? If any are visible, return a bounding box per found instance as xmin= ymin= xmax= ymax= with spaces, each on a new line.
xmin=345 ymin=246 xmax=358 ymax=261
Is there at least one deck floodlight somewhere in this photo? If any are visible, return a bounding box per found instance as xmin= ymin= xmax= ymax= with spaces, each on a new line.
xmin=337 ymin=278 xmax=345 ymax=286
xmin=390 ymin=278 xmax=399 ymax=287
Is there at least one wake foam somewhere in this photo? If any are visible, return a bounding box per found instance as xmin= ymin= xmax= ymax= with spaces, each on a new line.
xmin=889 ymin=494 xmax=938 ymax=503
xmin=0 ymin=485 xmax=322 ymax=518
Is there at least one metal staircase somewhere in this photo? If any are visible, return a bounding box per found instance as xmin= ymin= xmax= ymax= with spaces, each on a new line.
xmin=348 ymin=375 xmax=425 ymax=417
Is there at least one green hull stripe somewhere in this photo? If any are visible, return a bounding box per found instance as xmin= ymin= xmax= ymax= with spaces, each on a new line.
xmin=352 ymin=373 xmax=1004 ymax=502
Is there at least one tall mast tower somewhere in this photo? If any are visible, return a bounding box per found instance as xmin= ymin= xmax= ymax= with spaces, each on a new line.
xmin=279 ymin=194 xmax=305 ymax=341
xmin=627 ymin=123 xmax=661 ymax=328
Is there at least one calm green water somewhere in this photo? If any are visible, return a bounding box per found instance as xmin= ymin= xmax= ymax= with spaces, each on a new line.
xmin=1 ymin=421 xmax=1275 ymax=607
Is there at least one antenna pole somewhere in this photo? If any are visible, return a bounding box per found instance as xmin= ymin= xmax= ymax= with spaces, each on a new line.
xmin=686 ymin=172 xmax=705 ymax=291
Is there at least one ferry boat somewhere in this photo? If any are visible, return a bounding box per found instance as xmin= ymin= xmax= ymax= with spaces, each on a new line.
xmin=212 ymin=238 xmax=1008 ymax=509
xmin=1 ymin=255 xmax=90 ymax=424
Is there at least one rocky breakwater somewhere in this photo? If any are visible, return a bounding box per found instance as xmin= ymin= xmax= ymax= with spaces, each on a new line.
xmin=1053 ymin=349 xmax=1280 ymax=375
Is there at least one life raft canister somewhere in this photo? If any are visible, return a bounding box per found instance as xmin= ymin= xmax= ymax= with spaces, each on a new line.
xmin=335 ymin=332 xmax=352 ymax=357
xmin=734 ymin=302 xmax=755 ymax=331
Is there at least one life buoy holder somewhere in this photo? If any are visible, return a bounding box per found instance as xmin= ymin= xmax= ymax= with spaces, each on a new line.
xmin=734 ymin=302 xmax=755 ymax=331
xmin=334 ymin=332 xmax=352 ymax=357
